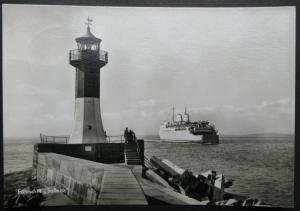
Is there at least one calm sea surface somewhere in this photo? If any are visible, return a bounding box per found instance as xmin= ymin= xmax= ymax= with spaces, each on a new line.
xmin=4 ymin=135 xmax=294 ymax=208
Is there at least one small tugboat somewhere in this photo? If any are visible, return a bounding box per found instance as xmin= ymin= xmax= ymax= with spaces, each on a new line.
xmin=159 ymin=106 xmax=219 ymax=144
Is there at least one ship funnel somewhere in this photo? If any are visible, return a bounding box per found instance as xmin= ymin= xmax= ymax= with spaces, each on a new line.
xmin=183 ymin=114 xmax=189 ymax=122
xmin=183 ymin=107 xmax=189 ymax=122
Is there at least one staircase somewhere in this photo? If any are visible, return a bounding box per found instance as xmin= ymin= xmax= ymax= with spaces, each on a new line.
xmin=125 ymin=143 xmax=142 ymax=165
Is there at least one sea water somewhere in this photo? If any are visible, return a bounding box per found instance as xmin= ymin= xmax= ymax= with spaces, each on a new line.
xmin=4 ymin=135 xmax=294 ymax=207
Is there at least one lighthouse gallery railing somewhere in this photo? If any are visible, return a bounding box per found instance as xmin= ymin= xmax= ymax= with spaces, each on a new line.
xmin=69 ymin=49 xmax=108 ymax=64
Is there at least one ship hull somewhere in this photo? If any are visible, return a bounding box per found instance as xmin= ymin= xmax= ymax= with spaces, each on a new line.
xmin=159 ymin=126 xmax=203 ymax=142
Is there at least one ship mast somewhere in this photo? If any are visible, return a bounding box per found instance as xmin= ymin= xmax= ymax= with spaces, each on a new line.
xmin=172 ymin=105 xmax=175 ymax=122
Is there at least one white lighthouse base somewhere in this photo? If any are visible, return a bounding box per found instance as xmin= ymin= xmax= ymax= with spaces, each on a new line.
xmin=69 ymin=97 xmax=107 ymax=144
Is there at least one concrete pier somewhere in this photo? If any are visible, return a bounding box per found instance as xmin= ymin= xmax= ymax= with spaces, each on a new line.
xmin=34 ymin=152 xmax=147 ymax=205
xmin=33 ymin=151 xmax=204 ymax=205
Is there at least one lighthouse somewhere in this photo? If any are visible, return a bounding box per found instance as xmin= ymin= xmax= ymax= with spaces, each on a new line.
xmin=68 ymin=19 xmax=108 ymax=144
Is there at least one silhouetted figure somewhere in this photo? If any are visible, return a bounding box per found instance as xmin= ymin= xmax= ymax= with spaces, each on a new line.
xmin=128 ymin=129 xmax=136 ymax=144
xmin=124 ymin=127 xmax=129 ymax=143
xmin=132 ymin=130 xmax=136 ymax=141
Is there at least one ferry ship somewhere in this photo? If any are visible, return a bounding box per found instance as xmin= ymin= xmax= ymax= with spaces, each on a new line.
xmin=159 ymin=106 xmax=219 ymax=144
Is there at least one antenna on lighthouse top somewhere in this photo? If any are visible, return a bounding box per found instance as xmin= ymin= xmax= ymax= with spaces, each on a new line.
xmin=86 ymin=17 xmax=93 ymax=29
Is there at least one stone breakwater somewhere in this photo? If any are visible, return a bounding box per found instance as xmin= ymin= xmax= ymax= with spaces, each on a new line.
xmin=4 ymin=168 xmax=78 ymax=207
xmin=4 ymin=168 xmax=38 ymax=200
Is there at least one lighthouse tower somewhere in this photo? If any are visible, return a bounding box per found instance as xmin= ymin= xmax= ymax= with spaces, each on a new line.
xmin=69 ymin=19 xmax=108 ymax=144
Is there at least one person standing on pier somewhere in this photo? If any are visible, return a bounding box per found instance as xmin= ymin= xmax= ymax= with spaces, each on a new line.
xmin=128 ymin=129 xmax=136 ymax=144
xmin=131 ymin=130 xmax=136 ymax=142
xmin=124 ymin=128 xmax=129 ymax=143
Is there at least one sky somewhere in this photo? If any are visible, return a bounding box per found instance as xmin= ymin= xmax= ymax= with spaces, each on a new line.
xmin=2 ymin=5 xmax=295 ymax=137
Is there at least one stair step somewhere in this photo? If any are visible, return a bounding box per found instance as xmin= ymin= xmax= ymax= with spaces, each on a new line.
xmin=125 ymin=143 xmax=142 ymax=165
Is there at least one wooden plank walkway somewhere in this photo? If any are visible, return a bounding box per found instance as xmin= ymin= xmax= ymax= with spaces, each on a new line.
xmin=98 ymin=168 xmax=148 ymax=205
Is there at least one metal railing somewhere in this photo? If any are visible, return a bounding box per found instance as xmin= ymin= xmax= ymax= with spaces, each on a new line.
xmin=106 ymin=135 xmax=124 ymax=143
xmin=69 ymin=49 xmax=108 ymax=64
xmin=131 ymin=137 xmax=148 ymax=166
xmin=40 ymin=133 xmax=124 ymax=144
xmin=99 ymin=50 xmax=108 ymax=63
xmin=39 ymin=132 xmax=154 ymax=168
xmin=133 ymin=138 xmax=142 ymax=157
xmin=40 ymin=133 xmax=69 ymax=144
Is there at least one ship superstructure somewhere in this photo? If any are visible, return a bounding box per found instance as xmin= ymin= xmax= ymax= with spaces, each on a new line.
xmin=159 ymin=106 xmax=219 ymax=144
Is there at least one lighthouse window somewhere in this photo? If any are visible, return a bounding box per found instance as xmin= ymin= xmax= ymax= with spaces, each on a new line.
xmin=79 ymin=43 xmax=88 ymax=50
xmin=78 ymin=42 xmax=98 ymax=51
xmin=87 ymin=125 xmax=92 ymax=130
